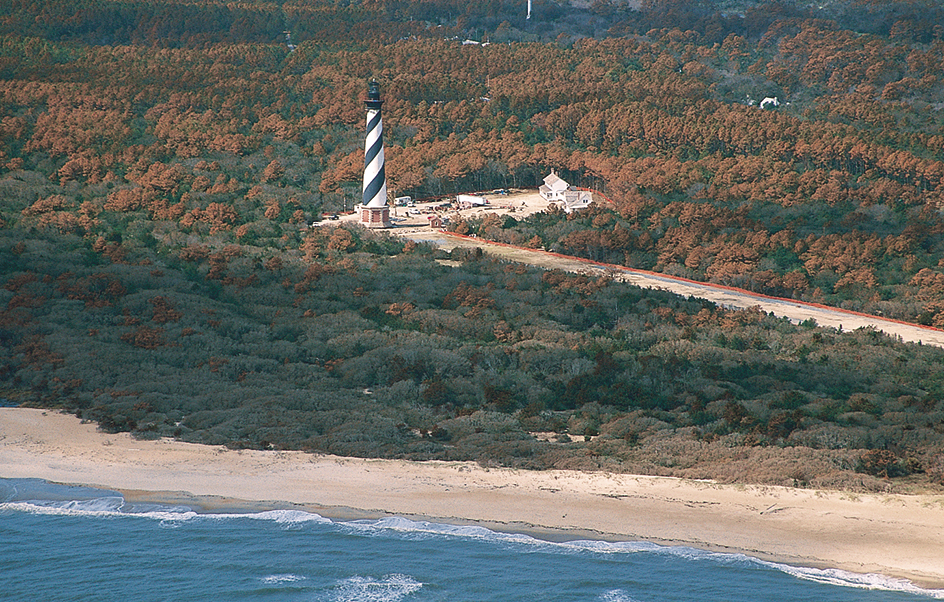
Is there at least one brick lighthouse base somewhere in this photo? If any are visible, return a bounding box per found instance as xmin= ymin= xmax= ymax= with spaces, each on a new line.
xmin=358 ymin=205 xmax=391 ymax=228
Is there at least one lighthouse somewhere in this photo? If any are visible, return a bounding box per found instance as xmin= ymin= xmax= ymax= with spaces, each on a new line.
xmin=358 ymin=79 xmax=392 ymax=228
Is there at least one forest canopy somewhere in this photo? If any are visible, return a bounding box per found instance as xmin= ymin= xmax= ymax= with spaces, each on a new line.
xmin=1 ymin=0 xmax=944 ymax=490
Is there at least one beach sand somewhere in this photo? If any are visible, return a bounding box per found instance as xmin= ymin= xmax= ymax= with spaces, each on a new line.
xmin=2 ymin=407 xmax=943 ymax=588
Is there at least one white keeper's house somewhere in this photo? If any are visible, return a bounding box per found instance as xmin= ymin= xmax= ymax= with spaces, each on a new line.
xmin=538 ymin=170 xmax=593 ymax=213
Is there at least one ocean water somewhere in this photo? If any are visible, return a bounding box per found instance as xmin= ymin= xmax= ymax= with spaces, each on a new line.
xmin=1 ymin=478 xmax=941 ymax=602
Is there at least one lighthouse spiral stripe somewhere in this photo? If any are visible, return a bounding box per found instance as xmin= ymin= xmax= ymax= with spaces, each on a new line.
xmin=362 ymin=108 xmax=387 ymax=208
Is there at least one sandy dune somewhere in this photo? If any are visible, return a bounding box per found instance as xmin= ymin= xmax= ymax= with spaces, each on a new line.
xmin=2 ymin=408 xmax=943 ymax=589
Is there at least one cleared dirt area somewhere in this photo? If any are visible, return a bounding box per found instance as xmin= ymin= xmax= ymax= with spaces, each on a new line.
xmin=332 ymin=189 xmax=551 ymax=229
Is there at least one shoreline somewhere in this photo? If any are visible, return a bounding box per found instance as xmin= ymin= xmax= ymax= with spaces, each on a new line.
xmin=112 ymin=488 xmax=845 ymax=570
xmin=3 ymin=407 xmax=944 ymax=590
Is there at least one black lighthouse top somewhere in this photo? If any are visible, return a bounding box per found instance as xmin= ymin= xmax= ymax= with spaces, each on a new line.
xmin=365 ymin=79 xmax=383 ymax=110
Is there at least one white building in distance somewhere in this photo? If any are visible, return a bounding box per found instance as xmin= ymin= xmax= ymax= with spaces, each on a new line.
xmin=539 ymin=170 xmax=592 ymax=213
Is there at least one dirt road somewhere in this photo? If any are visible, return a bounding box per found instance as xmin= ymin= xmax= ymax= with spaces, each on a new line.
xmin=396 ymin=228 xmax=944 ymax=348
xmin=323 ymin=190 xmax=944 ymax=347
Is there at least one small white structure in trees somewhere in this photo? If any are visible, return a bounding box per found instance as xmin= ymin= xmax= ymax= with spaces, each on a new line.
xmin=539 ymin=170 xmax=568 ymax=202
xmin=760 ymin=96 xmax=780 ymax=109
xmin=538 ymin=170 xmax=593 ymax=213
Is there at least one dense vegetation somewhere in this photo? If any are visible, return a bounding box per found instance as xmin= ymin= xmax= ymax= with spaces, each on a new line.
xmin=3 ymin=0 xmax=944 ymax=322
xmin=2 ymin=0 xmax=944 ymax=490
xmin=4 ymin=225 xmax=944 ymax=490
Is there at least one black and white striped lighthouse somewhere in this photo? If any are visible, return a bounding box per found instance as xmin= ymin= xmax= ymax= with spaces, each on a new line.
xmin=358 ymin=79 xmax=391 ymax=228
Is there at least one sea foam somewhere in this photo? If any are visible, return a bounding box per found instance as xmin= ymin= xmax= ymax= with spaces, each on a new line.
xmin=260 ymin=573 xmax=307 ymax=585
xmin=762 ymin=562 xmax=944 ymax=598
xmin=0 ymin=491 xmax=330 ymax=526
xmin=599 ymin=590 xmax=642 ymax=602
xmin=331 ymin=574 xmax=423 ymax=602
xmin=342 ymin=515 xmax=944 ymax=598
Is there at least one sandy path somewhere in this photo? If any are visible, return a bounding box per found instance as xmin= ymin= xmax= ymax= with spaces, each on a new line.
xmin=2 ymin=408 xmax=943 ymax=589
xmin=394 ymin=228 xmax=944 ymax=348
xmin=329 ymin=189 xmax=944 ymax=345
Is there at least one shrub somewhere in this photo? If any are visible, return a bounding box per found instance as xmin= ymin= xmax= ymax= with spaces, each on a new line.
xmin=857 ymin=449 xmax=909 ymax=478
